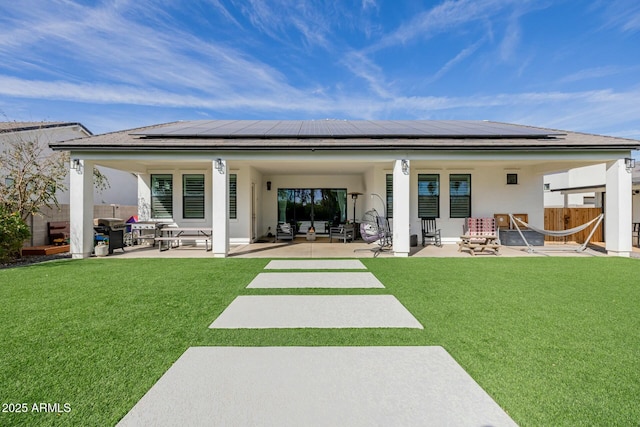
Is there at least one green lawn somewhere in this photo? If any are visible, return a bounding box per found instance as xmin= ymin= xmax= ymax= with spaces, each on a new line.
xmin=1 ymin=257 xmax=639 ymax=426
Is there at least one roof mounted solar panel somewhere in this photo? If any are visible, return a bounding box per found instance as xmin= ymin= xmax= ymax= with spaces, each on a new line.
xmin=131 ymin=120 xmax=564 ymax=139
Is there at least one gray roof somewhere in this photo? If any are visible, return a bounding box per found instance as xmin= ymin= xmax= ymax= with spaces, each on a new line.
xmin=49 ymin=120 xmax=640 ymax=151
xmin=0 ymin=121 xmax=92 ymax=135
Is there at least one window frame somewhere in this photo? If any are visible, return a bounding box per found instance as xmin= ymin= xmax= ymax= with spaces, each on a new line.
xmin=182 ymin=174 xmax=205 ymax=219
xmin=418 ymin=174 xmax=440 ymax=218
xmin=229 ymin=174 xmax=237 ymax=220
xmin=150 ymin=173 xmax=174 ymax=219
xmin=449 ymin=174 xmax=471 ymax=218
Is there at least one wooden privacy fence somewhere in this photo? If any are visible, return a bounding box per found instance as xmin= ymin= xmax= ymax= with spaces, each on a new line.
xmin=543 ymin=208 xmax=603 ymax=243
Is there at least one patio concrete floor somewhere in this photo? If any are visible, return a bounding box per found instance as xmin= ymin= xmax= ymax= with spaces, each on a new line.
xmin=107 ymin=241 xmax=616 ymax=259
xmin=104 ymin=238 xmax=611 ymax=259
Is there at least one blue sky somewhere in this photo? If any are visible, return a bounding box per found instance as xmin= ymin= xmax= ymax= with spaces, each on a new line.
xmin=0 ymin=0 xmax=639 ymax=137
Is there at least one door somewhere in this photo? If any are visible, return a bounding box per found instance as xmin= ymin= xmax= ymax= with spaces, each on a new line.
xmin=251 ymin=183 xmax=257 ymax=242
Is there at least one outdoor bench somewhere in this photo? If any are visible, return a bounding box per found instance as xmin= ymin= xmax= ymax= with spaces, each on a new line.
xmin=154 ymin=227 xmax=212 ymax=252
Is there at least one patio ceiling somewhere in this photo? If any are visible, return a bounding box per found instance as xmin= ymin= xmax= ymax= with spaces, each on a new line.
xmin=91 ymin=157 xmax=606 ymax=176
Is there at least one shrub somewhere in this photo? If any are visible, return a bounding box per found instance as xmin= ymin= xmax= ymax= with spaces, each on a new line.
xmin=0 ymin=209 xmax=31 ymax=262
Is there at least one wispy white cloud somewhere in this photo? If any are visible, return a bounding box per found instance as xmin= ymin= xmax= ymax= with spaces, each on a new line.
xmin=0 ymin=0 xmax=309 ymax=102
xmin=426 ymin=40 xmax=485 ymax=84
xmin=499 ymin=13 xmax=521 ymax=62
xmin=340 ymin=51 xmax=395 ymax=99
xmin=371 ymin=0 xmax=524 ymax=51
xmin=557 ymin=66 xmax=633 ymax=84
xmin=2 ymin=71 xmax=638 ymax=137
xmin=593 ymin=0 xmax=640 ymax=33
xmin=229 ymin=0 xmax=333 ymax=49
xmin=361 ymin=0 xmax=378 ymax=11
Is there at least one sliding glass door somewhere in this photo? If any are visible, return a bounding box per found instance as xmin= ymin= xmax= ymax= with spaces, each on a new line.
xmin=277 ymin=188 xmax=347 ymax=233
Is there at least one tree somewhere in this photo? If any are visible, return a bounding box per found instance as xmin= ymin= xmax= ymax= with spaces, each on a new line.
xmin=0 ymin=123 xmax=109 ymax=221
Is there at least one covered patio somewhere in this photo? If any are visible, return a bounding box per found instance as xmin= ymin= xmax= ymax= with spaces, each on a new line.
xmin=49 ymin=120 xmax=640 ymax=259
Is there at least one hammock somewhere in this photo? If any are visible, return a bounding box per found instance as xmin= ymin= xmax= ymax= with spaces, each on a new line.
xmin=509 ymin=213 xmax=604 ymax=253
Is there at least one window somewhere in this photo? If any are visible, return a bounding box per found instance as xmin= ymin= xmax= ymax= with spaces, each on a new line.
xmin=506 ymin=173 xmax=518 ymax=185
xmin=450 ymin=174 xmax=471 ymax=218
xmin=277 ymin=188 xmax=347 ymax=227
xmin=151 ymin=174 xmax=173 ymax=219
xmin=418 ymin=174 xmax=439 ymax=218
xmin=386 ymin=174 xmax=393 ymax=218
xmin=229 ymin=174 xmax=237 ymax=219
xmin=183 ymin=174 xmax=205 ymax=219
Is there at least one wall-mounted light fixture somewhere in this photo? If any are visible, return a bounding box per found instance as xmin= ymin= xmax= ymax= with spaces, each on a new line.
xmin=72 ymin=158 xmax=82 ymax=172
xmin=215 ymin=158 xmax=225 ymax=174
xmin=266 ymin=181 xmax=272 ymax=191
xmin=401 ymin=159 xmax=409 ymax=175
xmin=625 ymin=157 xmax=636 ymax=172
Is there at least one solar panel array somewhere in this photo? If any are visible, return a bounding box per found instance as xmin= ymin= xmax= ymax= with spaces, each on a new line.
xmin=133 ymin=120 xmax=561 ymax=138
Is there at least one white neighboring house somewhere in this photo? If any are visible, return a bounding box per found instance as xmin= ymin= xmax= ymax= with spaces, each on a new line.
xmin=544 ymin=162 xmax=640 ymax=222
xmin=1 ymin=122 xmax=137 ymax=245
xmin=49 ymin=120 xmax=640 ymax=258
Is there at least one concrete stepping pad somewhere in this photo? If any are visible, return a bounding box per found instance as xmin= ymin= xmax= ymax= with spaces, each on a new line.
xmin=117 ymin=346 xmax=517 ymax=427
xmin=209 ymin=295 xmax=423 ymax=329
xmin=247 ymin=272 xmax=385 ymax=289
xmin=264 ymin=260 xmax=367 ymax=270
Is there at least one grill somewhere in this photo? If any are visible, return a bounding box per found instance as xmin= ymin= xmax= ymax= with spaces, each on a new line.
xmin=94 ymin=218 xmax=126 ymax=254
xmin=129 ymin=221 xmax=173 ymax=245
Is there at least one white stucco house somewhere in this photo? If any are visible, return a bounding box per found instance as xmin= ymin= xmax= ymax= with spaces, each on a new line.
xmin=48 ymin=120 xmax=640 ymax=258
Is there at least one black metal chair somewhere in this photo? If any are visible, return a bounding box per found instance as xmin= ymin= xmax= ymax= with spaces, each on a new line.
xmin=421 ymin=217 xmax=442 ymax=247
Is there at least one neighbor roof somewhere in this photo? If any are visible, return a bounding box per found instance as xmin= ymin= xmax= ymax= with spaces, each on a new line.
xmin=49 ymin=120 xmax=640 ymax=151
xmin=0 ymin=121 xmax=92 ymax=135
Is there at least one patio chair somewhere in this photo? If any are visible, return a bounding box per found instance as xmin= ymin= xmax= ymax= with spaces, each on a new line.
xmin=329 ymin=224 xmax=354 ymax=243
xmin=354 ymin=209 xmax=392 ymax=257
xmin=420 ymin=217 xmax=442 ymax=247
xmin=276 ymin=222 xmax=294 ymax=242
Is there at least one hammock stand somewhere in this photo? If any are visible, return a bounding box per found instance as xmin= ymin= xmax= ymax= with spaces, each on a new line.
xmin=509 ymin=213 xmax=604 ymax=254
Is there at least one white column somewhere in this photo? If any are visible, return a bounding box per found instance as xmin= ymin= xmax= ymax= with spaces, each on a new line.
xmin=392 ymin=159 xmax=410 ymax=257
xmin=212 ymin=159 xmax=229 ymax=257
xmin=69 ymin=159 xmax=94 ymax=259
xmin=605 ymin=158 xmax=632 ymax=257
